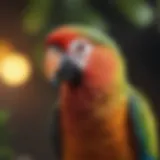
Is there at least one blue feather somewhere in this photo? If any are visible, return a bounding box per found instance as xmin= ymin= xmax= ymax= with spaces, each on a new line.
xmin=129 ymin=95 xmax=156 ymax=160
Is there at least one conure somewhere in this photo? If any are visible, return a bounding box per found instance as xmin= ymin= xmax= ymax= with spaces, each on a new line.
xmin=44 ymin=25 xmax=159 ymax=160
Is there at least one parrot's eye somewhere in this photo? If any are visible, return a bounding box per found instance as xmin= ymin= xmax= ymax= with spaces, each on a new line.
xmin=68 ymin=39 xmax=93 ymax=68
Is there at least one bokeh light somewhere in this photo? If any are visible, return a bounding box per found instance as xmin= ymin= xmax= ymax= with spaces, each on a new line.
xmin=0 ymin=53 xmax=32 ymax=87
xmin=0 ymin=40 xmax=13 ymax=60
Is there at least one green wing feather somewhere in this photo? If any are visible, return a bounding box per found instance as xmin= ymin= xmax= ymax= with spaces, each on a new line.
xmin=129 ymin=88 xmax=159 ymax=159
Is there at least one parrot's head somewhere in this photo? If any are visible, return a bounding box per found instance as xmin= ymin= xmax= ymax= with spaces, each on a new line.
xmin=44 ymin=25 xmax=127 ymax=94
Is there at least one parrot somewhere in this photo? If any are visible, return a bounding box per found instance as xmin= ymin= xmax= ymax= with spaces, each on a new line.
xmin=43 ymin=25 xmax=159 ymax=160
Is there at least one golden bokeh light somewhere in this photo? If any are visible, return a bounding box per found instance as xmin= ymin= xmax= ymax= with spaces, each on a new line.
xmin=0 ymin=53 xmax=32 ymax=87
xmin=0 ymin=40 xmax=13 ymax=61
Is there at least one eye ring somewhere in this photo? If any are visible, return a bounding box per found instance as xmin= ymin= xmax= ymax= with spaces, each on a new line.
xmin=68 ymin=39 xmax=93 ymax=68
xmin=68 ymin=39 xmax=92 ymax=56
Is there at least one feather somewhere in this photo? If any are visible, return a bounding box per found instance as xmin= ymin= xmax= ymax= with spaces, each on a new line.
xmin=129 ymin=91 xmax=158 ymax=160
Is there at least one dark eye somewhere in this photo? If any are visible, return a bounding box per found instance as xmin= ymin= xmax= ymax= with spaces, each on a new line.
xmin=68 ymin=39 xmax=93 ymax=68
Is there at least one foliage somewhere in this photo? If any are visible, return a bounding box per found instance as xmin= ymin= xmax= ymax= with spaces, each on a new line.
xmin=116 ymin=0 xmax=154 ymax=27
xmin=0 ymin=111 xmax=13 ymax=160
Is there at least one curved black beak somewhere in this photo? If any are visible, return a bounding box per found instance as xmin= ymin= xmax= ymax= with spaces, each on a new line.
xmin=51 ymin=55 xmax=82 ymax=88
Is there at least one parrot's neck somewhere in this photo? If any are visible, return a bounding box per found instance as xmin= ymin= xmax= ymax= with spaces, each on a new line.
xmin=61 ymin=85 xmax=135 ymax=160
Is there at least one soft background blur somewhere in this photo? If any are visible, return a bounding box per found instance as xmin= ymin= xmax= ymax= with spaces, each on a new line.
xmin=0 ymin=0 xmax=159 ymax=159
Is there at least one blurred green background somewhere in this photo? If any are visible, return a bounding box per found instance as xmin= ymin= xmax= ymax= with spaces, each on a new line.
xmin=0 ymin=0 xmax=159 ymax=159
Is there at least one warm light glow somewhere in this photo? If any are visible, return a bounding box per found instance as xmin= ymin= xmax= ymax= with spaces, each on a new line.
xmin=0 ymin=53 xmax=32 ymax=87
xmin=0 ymin=40 xmax=13 ymax=60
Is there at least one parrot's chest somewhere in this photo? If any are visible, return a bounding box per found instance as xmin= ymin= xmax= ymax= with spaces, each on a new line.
xmin=61 ymin=100 xmax=135 ymax=160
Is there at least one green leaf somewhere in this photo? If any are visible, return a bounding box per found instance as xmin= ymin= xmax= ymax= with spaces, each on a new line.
xmin=33 ymin=40 xmax=44 ymax=71
xmin=0 ymin=147 xmax=14 ymax=160
xmin=0 ymin=111 xmax=9 ymax=125
xmin=0 ymin=111 xmax=13 ymax=160
xmin=0 ymin=111 xmax=11 ymax=147
xmin=23 ymin=0 xmax=54 ymax=35
xmin=116 ymin=0 xmax=154 ymax=28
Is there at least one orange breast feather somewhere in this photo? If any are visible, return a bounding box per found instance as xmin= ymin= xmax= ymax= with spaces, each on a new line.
xmin=60 ymin=86 xmax=136 ymax=160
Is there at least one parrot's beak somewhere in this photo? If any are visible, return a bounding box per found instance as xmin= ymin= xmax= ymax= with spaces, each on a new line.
xmin=44 ymin=48 xmax=82 ymax=88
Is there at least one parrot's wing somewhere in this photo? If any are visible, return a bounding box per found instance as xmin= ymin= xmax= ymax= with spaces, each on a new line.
xmin=50 ymin=104 xmax=62 ymax=160
xmin=129 ymin=93 xmax=159 ymax=160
